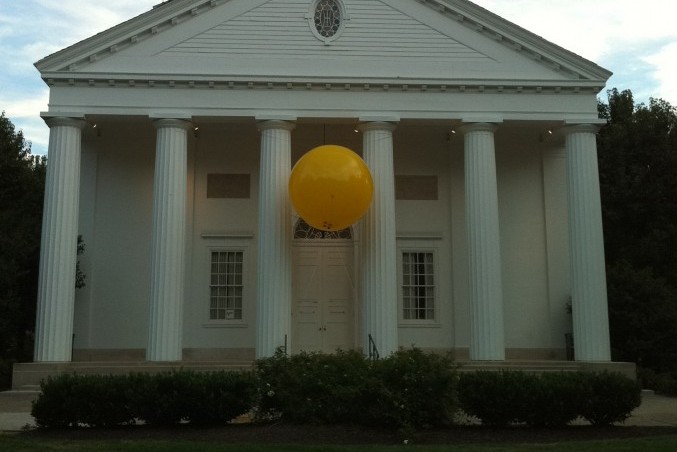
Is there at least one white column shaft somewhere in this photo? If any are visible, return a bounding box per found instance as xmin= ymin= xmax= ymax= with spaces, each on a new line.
xmin=34 ymin=117 xmax=86 ymax=362
xmin=565 ymin=125 xmax=611 ymax=362
xmin=147 ymin=119 xmax=191 ymax=362
xmin=256 ymin=120 xmax=294 ymax=358
xmin=463 ymin=123 xmax=505 ymax=361
xmin=359 ymin=122 xmax=398 ymax=356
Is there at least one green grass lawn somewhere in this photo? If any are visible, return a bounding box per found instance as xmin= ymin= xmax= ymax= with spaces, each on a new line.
xmin=2 ymin=435 xmax=677 ymax=452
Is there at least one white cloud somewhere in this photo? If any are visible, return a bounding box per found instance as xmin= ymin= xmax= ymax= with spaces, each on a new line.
xmin=16 ymin=119 xmax=50 ymax=153
xmin=1 ymin=92 xmax=49 ymax=119
xmin=0 ymin=1 xmax=159 ymax=154
xmin=0 ymin=90 xmax=50 ymax=154
xmin=30 ymin=1 xmax=159 ymax=57
xmin=474 ymin=0 xmax=677 ymax=105
xmin=644 ymin=42 xmax=677 ymax=104
xmin=475 ymin=0 xmax=677 ymax=61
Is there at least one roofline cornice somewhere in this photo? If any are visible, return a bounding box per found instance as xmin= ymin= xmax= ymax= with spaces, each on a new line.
xmin=40 ymin=74 xmax=608 ymax=96
xmin=35 ymin=0 xmax=224 ymax=73
xmin=417 ymin=0 xmax=613 ymax=81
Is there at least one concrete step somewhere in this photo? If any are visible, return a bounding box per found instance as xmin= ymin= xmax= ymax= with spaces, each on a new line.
xmin=0 ymin=390 xmax=40 ymax=412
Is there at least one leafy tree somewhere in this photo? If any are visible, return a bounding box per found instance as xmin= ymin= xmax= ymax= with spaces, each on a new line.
xmin=75 ymin=235 xmax=86 ymax=289
xmin=597 ymin=89 xmax=677 ymax=371
xmin=0 ymin=112 xmax=46 ymax=388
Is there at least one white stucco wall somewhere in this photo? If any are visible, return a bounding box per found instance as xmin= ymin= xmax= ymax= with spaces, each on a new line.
xmin=76 ymin=121 xmax=157 ymax=350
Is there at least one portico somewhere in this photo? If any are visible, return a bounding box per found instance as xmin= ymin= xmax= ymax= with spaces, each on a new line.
xmin=34 ymin=113 xmax=609 ymax=363
xmin=16 ymin=0 xmax=629 ymax=389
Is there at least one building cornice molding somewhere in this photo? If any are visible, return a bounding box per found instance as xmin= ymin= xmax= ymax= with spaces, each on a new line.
xmin=42 ymin=76 xmax=605 ymax=96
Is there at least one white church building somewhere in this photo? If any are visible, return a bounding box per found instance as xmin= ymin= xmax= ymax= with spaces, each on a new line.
xmin=15 ymin=0 xmax=635 ymax=386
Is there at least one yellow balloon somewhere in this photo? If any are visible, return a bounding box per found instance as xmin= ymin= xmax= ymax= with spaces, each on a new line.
xmin=289 ymin=145 xmax=373 ymax=232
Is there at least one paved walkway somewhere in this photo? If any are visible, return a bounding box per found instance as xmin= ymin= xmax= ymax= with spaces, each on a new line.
xmin=0 ymin=390 xmax=38 ymax=431
xmin=1 ymin=390 xmax=676 ymax=432
xmin=624 ymin=391 xmax=677 ymax=427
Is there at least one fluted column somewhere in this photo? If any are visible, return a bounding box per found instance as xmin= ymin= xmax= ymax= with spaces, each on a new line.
xmin=256 ymin=120 xmax=295 ymax=358
xmin=359 ymin=121 xmax=398 ymax=356
xmin=34 ymin=116 xmax=86 ymax=362
xmin=462 ymin=122 xmax=505 ymax=361
xmin=564 ymin=124 xmax=611 ymax=362
xmin=146 ymin=119 xmax=191 ymax=362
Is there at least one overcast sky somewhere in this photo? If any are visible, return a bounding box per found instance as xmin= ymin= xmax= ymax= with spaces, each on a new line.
xmin=1 ymin=0 xmax=675 ymax=155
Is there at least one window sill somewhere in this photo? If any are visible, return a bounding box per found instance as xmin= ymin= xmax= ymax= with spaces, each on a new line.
xmin=202 ymin=322 xmax=249 ymax=329
xmin=398 ymin=322 xmax=441 ymax=328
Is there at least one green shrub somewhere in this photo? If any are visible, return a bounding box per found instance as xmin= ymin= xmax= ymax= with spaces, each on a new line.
xmin=639 ymin=367 xmax=677 ymax=397
xmin=458 ymin=370 xmax=640 ymax=427
xmin=458 ymin=371 xmax=528 ymax=426
xmin=32 ymin=370 xmax=257 ymax=428
xmin=127 ymin=371 xmax=192 ymax=425
xmin=32 ymin=374 xmax=81 ymax=428
xmin=579 ymin=371 xmax=641 ymax=426
xmin=71 ymin=374 xmax=135 ymax=427
xmin=0 ymin=359 xmax=15 ymax=391
xmin=365 ymin=348 xmax=458 ymax=429
xmin=256 ymin=348 xmax=458 ymax=429
xmin=656 ymin=371 xmax=677 ymax=396
xmin=517 ymin=372 xmax=586 ymax=427
xmin=183 ymin=371 xmax=256 ymax=425
xmin=255 ymin=349 xmax=371 ymax=424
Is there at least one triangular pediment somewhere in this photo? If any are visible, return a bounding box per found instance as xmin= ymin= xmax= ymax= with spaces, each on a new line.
xmin=36 ymin=0 xmax=611 ymax=87
xmin=159 ymin=0 xmax=489 ymax=63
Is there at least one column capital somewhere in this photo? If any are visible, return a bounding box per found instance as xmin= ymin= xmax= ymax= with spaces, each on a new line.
xmin=152 ymin=118 xmax=194 ymax=131
xmin=42 ymin=116 xmax=87 ymax=130
xmin=459 ymin=122 xmax=498 ymax=134
xmin=357 ymin=121 xmax=397 ymax=133
xmin=256 ymin=120 xmax=296 ymax=132
xmin=562 ymin=123 xmax=601 ymax=136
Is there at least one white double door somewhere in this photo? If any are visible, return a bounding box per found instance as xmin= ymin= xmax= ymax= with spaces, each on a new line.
xmin=292 ymin=243 xmax=356 ymax=354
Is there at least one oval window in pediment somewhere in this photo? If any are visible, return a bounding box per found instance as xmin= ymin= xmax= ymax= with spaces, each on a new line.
xmin=309 ymin=0 xmax=345 ymax=43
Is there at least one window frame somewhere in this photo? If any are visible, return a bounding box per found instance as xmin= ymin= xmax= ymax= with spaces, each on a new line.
xmin=203 ymin=243 xmax=251 ymax=328
xmin=397 ymin=245 xmax=440 ymax=327
xmin=306 ymin=0 xmax=348 ymax=44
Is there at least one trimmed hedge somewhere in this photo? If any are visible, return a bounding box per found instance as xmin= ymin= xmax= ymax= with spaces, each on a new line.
xmin=367 ymin=348 xmax=458 ymax=429
xmin=31 ymin=353 xmax=642 ymax=430
xmin=256 ymin=348 xmax=458 ymax=429
xmin=32 ymin=349 xmax=458 ymax=430
xmin=458 ymin=370 xmax=641 ymax=427
xmin=256 ymin=349 xmax=370 ymax=424
xmin=579 ymin=371 xmax=643 ymax=426
xmin=31 ymin=370 xmax=256 ymax=428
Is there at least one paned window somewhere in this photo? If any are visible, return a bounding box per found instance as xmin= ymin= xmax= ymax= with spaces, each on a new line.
xmin=314 ymin=0 xmax=342 ymax=38
xmin=402 ymin=252 xmax=435 ymax=320
xmin=209 ymin=251 xmax=243 ymax=320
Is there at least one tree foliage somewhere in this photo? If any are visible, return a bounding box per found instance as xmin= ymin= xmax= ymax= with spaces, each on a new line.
xmin=0 ymin=111 xmax=46 ymax=388
xmin=597 ymin=89 xmax=677 ymax=370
